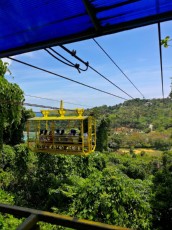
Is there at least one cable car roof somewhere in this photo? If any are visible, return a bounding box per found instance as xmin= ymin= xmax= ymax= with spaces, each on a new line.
xmin=28 ymin=116 xmax=89 ymax=121
xmin=1 ymin=0 xmax=172 ymax=58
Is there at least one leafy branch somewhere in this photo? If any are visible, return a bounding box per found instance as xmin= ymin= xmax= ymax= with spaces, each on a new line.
xmin=161 ymin=36 xmax=172 ymax=48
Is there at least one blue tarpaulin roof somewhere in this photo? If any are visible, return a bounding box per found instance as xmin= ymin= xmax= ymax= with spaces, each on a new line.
xmin=0 ymin=0 xmax=172 ymax=58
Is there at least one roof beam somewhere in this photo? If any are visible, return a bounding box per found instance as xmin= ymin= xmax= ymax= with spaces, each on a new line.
xmin=82 ymin=0 xmax=101 ymax=31
xmin=1 ymin=10 xmax=172 ymax=58
xmin=96 ymin=0 xmax=140 ymax=12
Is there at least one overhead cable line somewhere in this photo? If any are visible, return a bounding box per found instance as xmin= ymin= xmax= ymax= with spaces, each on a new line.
xmin=60 ymin=45 xmax=134 ymax=99
xmin=45 ymin=48 xmax=75 ymax=68
xmin=47 ymin=47 xmax=89 ymax=72
xmin=158 ymin=23 xmax=165 ymax=99
xmin=93 ymin=38 xmax=145 ymax=99
xmin=0 ymin=99 xmax=75 ymax=111
xmin=25 ymin=94 xmax=92 ymax=108
xmin=8 ymin=57 xmax=127 ymax=100
xmin=24 ymin=102 xmax=74 ymax=111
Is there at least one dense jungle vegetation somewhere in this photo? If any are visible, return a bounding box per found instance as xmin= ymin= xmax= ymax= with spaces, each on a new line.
xmin=0 ymin=146 xmax=172 ymax=229
xmin=0 ymin=60 xmax=172 ymax=229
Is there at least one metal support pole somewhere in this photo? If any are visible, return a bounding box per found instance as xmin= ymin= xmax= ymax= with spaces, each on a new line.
xmin=158 ymin=22 xmax=164 ymax=99
xmin=17 ymin=214 xmax=39 ymax=230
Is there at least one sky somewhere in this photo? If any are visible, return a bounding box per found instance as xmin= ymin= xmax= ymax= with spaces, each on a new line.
xmin=2 ymin=20 xmax=172 ymax=111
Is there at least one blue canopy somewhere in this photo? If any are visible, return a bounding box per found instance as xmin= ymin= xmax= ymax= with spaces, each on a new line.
xmin=0 ymin=0 xmax=172 ymax=58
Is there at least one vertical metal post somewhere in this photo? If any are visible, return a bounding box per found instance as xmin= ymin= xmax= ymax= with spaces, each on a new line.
xmin=46 ymin=120 xmax=48 ymax=130
xmin=17 ymin=214 xmax=39 ymax=230
xmin=158 ymin=22 xmax=164 ymax=99
xmin=52 ymin=120 xmax=55 ymax=149
xmin=60 ymin=100 xmax=63 ymax=109
xmin=88 ymin=117 xmax=92 ymax=152
xmin=27 ymin=121 xmax=30 ymax=148
xmin=94 ymin=118 xmax=96 ymax=150
xmin=81 ymin=120 xmax=84 ymax=153
xmin=37 ymin=121 xmax=40 ymax=150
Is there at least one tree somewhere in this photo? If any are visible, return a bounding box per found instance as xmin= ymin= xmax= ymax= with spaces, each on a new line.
xmin=169 ymin=77 xmax=172 ymax=99
xmin=161 ymin=37 xmax=172 ymax=99
xmin=0 ymin=60 xmax=24 ymax=150
xmin=108 ymin=134 xmax=122 ymax=151
xmin=54 ymin=167 xmax=152 ymax=229
xmin=3 ymin=108 xmax=35 ymax=145
xmin=0 ymin=189 xmax=22 ymax=229
xmin=96 ymin=117 xmax=110 ymax=152
xmin=152 ymin=151 xmax=172 ymax=229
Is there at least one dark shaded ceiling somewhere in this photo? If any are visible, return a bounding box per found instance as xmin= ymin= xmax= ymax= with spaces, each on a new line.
xmin=0 ymin=0 xmax=172 ymax=58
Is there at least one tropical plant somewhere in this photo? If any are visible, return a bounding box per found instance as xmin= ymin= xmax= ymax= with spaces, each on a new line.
xmin=96 ymin=117 xmax=110 ymax=152
xmin=0 ymin=60 xmax=24 ymax=150
xmin=152 ymin=151 xmax=172 ymax=230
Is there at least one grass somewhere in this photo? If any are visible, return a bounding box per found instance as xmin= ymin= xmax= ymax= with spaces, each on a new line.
xmin=119 ymin=148 xmax=162 ymax=157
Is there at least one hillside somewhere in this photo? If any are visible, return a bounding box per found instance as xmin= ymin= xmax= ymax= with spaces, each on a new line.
xmin=34 ymin=98 xmax=172 ymax=132
xmin=84 ymin=98 xmax=172 ymax=152
xmin=87 ymin=98 xmax=172 ymax=132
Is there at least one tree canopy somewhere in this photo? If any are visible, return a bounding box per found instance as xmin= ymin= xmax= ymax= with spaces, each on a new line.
xmin=0 ymin=60 xmax=24 ymax=150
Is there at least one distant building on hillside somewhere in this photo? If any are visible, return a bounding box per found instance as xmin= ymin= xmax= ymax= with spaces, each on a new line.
xmin=145 ymin=102 xmax=152 ymax=106
xmin=114 ymin=127 xmax=136 ymax=134
xmin=149 ymin=124 xmax=153 ymax=132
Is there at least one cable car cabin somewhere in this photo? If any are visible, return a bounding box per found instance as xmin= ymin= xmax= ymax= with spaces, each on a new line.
xmin=27 ymin=101 xmax=96 ymax=156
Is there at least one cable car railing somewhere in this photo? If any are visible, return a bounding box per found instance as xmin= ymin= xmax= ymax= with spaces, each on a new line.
xmin=0 ymin=203 xmax=130 ymax=230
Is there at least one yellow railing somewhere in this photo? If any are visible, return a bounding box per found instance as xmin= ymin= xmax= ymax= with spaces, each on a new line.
xmin=0 ymin=203 xmax=130 ymax=230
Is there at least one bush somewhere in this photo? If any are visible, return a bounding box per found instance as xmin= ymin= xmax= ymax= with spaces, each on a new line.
xmin=152 ymin=151 xmax=172 ymax=229
xmin=0 ymin=145 xmax=15 ymax=170
xmin=140 ymin=150 xmax=146 ymax=157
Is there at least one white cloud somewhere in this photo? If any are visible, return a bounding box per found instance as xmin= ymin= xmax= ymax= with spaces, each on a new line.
xmin=15 ymin=51 xmax=35 ymax=59
xmin=2 ymin=57 xmax=13 ymax=66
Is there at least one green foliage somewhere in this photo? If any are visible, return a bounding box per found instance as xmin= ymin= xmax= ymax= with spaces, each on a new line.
xmin=53 ymin=167 xmax=152 ymax=229
xmin=0 ymin=189 xmax=14 ymax=204
xmin=161 ymin=36 xmax=171 ymax=48
xmin=108 ymin=130 xmax=172 ymax=150
xmin=108 ymin=134 xmax=122 ymax=151
xmin=140 ymin=150 xmax=146 ymax=156
xmin=87 ymin=98 xmax=172 ymax=133
xmin=0 ymin=189 xmax=21 ymax=230
xmin=0 ymin=61 xmax=10 ymax=76
xmin=3 ymin=108 xmax=35 ymax=145
xmin=107 ymin=152 xmax=158 ymax=180
xmin=149 ymin=132 xmax=172 ymax=150
xmin=0 ymin=215 xmax=22 ymax=230
xmin=152 ymin=151 xmax=172 ymax=230
xmin=169 ymin=77 xmax=172 ymax=99
xmin=0 ymin=145 xmax=15 ymax=191
xmin=96 ymin=117 xmax=110 ymax=152
xmin=0 ymin=145 xmax=155 ymax=229
xmin=86 ymin=98 xmax=172 ymax=150
xmin=0 ymin=59 xmax=24 ymax=150
xmin=0 ymin=145 xmax=15 ymax=171
xmin=1 ymin=144 xmax=172 ymax=229
xmin=14 ymin=144 xmax=29 ymax=175
xmin=0 ymin=190 xmax=22 ymax=229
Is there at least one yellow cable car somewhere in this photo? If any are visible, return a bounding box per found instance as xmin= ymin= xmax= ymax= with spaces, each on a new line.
xmin=27 ymin=101 xmax=96 ymax=156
